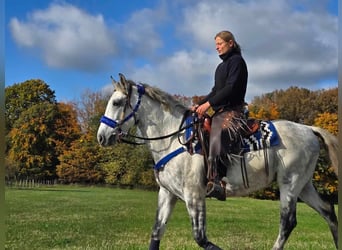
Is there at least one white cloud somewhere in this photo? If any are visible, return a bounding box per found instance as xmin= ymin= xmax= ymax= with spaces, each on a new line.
xmin=9 ymin=3 xmax=116 ymax=71
xmin=139 ymin=0 xmax=338 ymax=100
xmin=128 ymin=49 xmax=217 ymax=96
xmin=108 ymin=0 xmax=337 ymax=101
xmin=117 ymin=7 xmax=166 ymax=57
xmin=173 ymin=0 xmax=337 ymax=100
xmin=9 ymin=1 xmax=337 ymax=102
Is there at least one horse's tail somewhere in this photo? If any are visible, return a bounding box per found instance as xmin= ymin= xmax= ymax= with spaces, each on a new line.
xmin=310 ymin=126 xmax=338 ymax=176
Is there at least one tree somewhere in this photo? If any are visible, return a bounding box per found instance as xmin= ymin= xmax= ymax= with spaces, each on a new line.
xmin=57 ymin=89 xmax=111 ymax=184
xmin=7 ymin=103 xmax=60 ymax=179
xmin=99 ymin=143 xmax=156 ymax=188
xmin=314 ymin=112 xmax=338 ymax=136
xmin=54 ymin=102 xmax=82 ymax=155
xmin=270 ymin=87 xmax=316 ymax=124
xmin=312 ymin=111 xmax=338 ymax=202
xmin=249 ymin=103 xmax=279 ymax=120
xmin=5 ymin=80 xmax=85 ymax=181
xmin=77 ymin=89 xmax=109 ymax=134
xmin=315 ymin=88 xmax=337 ymax=114
xmin=56 ymin=133 xmax=105 ymax=184
xmin=5 ymin=79 xmax=56 ymax=132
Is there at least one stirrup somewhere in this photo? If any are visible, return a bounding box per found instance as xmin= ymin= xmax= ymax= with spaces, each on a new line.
xmin=206 ymin=181 xmax=226 ymax=201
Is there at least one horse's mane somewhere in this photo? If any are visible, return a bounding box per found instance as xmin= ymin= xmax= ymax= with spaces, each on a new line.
xmin=131 ymin=80 xmax=188 ymax=115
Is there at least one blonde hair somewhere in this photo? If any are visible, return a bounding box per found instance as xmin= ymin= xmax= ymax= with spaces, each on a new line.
xmin=215 ymin=30 xmax=241 ymax=53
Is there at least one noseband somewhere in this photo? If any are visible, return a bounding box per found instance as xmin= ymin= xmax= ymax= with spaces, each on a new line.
xmin=100 ymin=83 xmax=145 ymax=129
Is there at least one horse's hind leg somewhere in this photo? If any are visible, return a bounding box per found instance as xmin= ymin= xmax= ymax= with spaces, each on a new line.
xmin=299 ymin=181 xmax=338 ymax=249
xmin=149 ymin=187 xmax=177 ymax=250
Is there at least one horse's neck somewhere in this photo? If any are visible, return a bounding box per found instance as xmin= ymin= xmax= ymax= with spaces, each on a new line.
xmin=137 ymin=97 xmax=183 ymax=157
xmin=138 ymin=97 xmax=182 ymax=138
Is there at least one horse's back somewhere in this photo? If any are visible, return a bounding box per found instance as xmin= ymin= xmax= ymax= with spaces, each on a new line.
xmin=272 ymin=120 xmax=319 ymax=152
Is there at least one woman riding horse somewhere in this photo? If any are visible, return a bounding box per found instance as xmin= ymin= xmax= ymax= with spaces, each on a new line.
xmin=194 ymin=30 xmax=248 ymax=201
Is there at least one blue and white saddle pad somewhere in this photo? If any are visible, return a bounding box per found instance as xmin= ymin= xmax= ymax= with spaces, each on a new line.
xmin=242 ymin=121 xmax=279 ymax=153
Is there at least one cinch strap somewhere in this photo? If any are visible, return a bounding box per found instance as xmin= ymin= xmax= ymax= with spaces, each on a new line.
xmin=154 ymin=147 xmax=186 ymax=170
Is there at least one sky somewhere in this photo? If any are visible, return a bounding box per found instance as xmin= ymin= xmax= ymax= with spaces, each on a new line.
xmin=5 ymin=0 xmax=338 ymax=103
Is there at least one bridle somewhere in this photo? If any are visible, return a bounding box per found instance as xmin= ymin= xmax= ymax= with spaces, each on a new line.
xmin=100 ymin=83 xmax=145 ymax=133
xmin=99 ymin=80 xmax=206 ymax=171
xmin=99 ymin=82 xmax=199 ymax=144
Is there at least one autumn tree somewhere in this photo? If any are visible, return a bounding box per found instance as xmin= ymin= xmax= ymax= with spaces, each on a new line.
xmin=56 ymin=133 xmax=105 ymax=184
xmin=7 ymin=103 xmax=60 ymax=179
xmin=249 ymin=86 xmax=337 ymax=125
xmin=5 ymin=80 xmax=82 ymax=180
xmin=77 ymin=89 xmax=109 ymax=134
xmin=248 ymin=97 xmax=279 ymax=120
xmin=54 ymin=102 xmax=82 ymax=155
xmin=57 ymin=89 xmax=109 ymax=184
xmin=5 ymin=79 xmax=56 ymax=133
xmin=312 ymin=111 xmax=338 ymax=202
xmin=314 ymin=112 xmax=338 ymax=136
xmin=315 ymin=88 xmax=338 ymax=114
xmin=99 ymin=142 xmax=156 ymax=188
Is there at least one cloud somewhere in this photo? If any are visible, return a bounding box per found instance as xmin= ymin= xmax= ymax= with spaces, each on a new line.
xmin=119 ymin=0 xmax=337 ymax=101
xmin=174 ymin=0 xmax=337 ymax=100
xmin=9 ymin=1 xmax=337 ymax=102
xmin=128 ymin=49 xmax=217 ymax=96
xmin=117 ymin=7 xmax=167 ymax=57
xmin=9 ymin=3 xmax=116 ymax=72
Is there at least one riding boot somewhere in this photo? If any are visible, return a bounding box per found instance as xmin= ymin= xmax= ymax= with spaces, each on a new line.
xmin=206 ymin=178 xmax=226 ymax=201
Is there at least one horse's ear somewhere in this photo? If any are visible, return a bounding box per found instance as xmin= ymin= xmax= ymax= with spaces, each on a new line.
xmin=111 ymin=76 xmax=118 ymax=86
xmin=118 ymin=73 xmax=130 ymax=94
xmin=110 ymin=76 xmax=122 ymax=91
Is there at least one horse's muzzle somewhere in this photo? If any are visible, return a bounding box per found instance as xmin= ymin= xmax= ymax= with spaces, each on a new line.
xmin=97 ymin=133 xmax=117 ymax=147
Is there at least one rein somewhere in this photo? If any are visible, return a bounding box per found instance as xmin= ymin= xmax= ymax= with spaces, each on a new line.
xmin=99 ymin=82 xmax=202 ymax=170
xmin=125 ymin=110 xmax=197 ymax=142
xmin=99 ymin=80 xmax=268 ymax=185
xmin=99 ymin=83 xmax=199 ymax=144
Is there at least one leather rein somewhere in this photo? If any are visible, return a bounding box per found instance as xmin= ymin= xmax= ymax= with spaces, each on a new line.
xmin=99 ymin=83 xmax=199 ymax=145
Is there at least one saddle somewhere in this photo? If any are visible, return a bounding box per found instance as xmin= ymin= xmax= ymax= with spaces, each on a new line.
xmin=197 ymin=110 xmax=259 ymax=153
xmin=242 ymin=119 xmax=260 ymax=137
xmin=195 ymin=111 xmax=279 ymax=188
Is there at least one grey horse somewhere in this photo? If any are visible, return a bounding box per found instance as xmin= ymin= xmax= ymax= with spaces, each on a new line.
xmin=97 ymin=74 xmax=338 ymax=250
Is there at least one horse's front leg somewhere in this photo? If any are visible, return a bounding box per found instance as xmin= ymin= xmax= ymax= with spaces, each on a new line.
xmin=184 ymin=189 xmax=222 ymax=250
xmin=149 ymin=187 xmax=177 ymax=250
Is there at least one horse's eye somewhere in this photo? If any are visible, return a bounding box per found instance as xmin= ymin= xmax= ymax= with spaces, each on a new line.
xmin=113 ymin=101 xmax=121 ymax=106
xmin=113 ymin=98 xmax=126 ymax=106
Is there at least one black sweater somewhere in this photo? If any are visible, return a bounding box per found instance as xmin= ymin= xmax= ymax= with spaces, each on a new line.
xmin=201 ymin=49 xmax=248 ymax=111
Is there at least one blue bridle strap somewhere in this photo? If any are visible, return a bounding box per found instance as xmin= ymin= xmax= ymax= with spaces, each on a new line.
xmin=100 ymin=116 xmax=119 ymax=128
xmin=100 ymin=83 xmax=194 ymax=171
xmin=100 ymin=83 xmax=145 ymax=129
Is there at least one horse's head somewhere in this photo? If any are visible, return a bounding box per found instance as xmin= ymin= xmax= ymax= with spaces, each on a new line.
xmin=97 ymin=73 xmax=145 ymax=146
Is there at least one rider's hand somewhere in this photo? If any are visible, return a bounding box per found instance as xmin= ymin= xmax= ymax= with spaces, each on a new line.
xmin=191 ymin=104 xmax=199 ymax=112
xmin=196 ymin=102 xmax=210 ymax=117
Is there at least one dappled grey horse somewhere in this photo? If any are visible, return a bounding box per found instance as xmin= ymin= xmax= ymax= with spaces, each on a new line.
xmin=97 ymin=74 xmax=338 ymax=250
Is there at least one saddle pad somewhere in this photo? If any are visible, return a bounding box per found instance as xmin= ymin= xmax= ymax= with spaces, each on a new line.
xmin=242 ymin=121 xmax=279 ymax=153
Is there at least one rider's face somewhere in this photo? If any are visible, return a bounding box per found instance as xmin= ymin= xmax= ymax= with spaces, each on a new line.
xmin=215 ymin=37 xmax=233 ymax=55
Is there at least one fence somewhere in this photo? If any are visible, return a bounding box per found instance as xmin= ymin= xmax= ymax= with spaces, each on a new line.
xmin=5 ymin=179 xmax=58 ymax=188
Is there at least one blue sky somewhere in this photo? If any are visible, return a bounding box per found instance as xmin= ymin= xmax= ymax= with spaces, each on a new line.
xmin=5 ymin=0 xmax=338 ymax=103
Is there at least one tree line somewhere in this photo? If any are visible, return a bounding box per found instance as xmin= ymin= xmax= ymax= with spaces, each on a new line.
xmin=5 ymin=79 xmax=338 ymax=200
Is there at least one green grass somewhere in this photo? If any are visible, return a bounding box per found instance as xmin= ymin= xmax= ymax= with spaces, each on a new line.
xmin=5 ymin=186 xmax=337 ymax=250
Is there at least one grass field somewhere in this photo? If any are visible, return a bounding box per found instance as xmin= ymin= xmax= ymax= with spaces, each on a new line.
xmin=5 ymin=186 xmax=337 ymax=250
